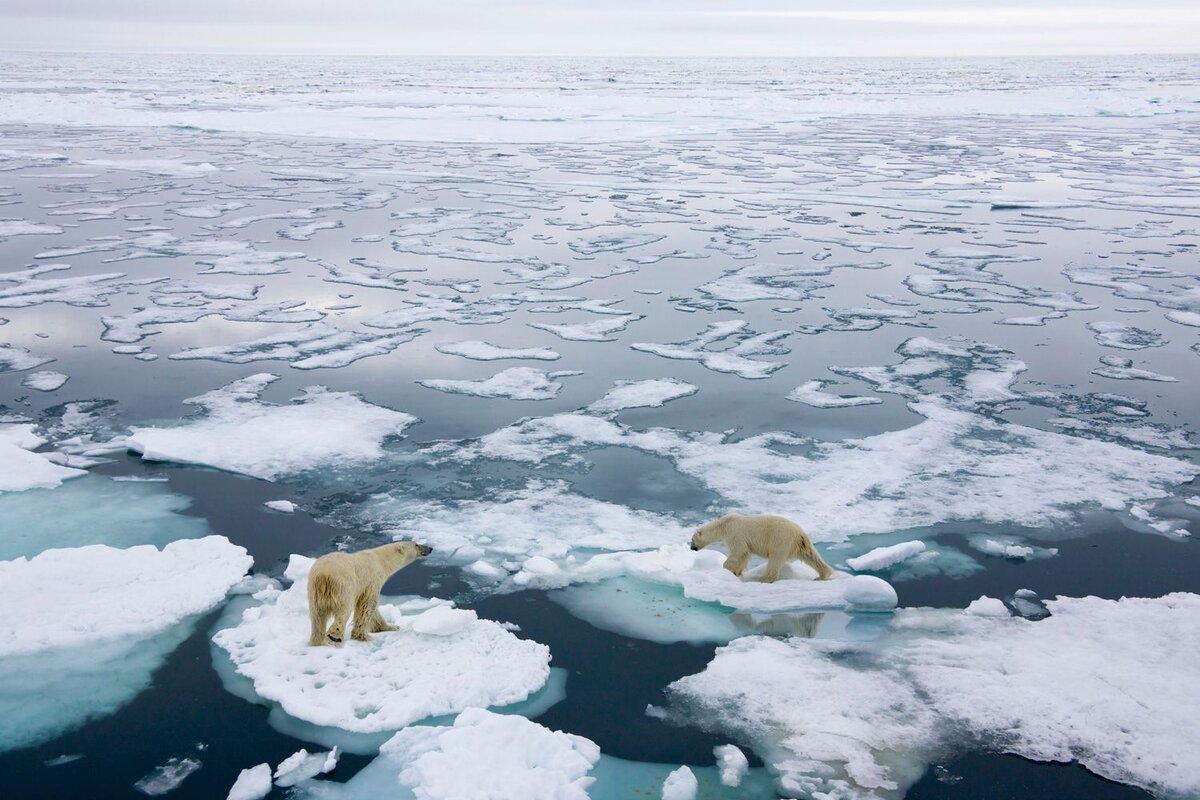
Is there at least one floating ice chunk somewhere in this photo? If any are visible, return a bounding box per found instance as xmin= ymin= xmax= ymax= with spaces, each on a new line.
xmin=0 ymin=474 xmax=211 ymax=559
xmin=81 ymin=157 xmax=217 ymax=176
xmin=226 ymin=764 xmax=272 ymax=800
xmin=0 ymin=218 xmax=63 ymax=236
xmin=1091 ymin=355 xmax=1177 ymax=382
xmin=787 ymin=380 xmax=882 ymax=409
xmin=0 ymin=423 xmax=86 ymax=492
xmin=128 ymin=374 xmax=416 ymax=480
xmin=0 ymin=264 xmax=137 ymax=308
xmin=0 ymin=343 xmax=53 ymax=371
xmin=171 ymin=201 xmax=248 ymax=219
xmin=713 ymin=745 xmax=748 ymax=787
xmin=211 ymin=557 xmax=550 ymax=733
xmin=169 ymin=322 xmax=422 ymax=370
xmin=845 ymin=540 xmax=926 ymax=571
xmin=1 ymin=536 xmax=250 ymax=657
xmin=661 ymin=766 xmax=697 ymax=800
xmin=102 ymin=299 xmax=323 ymax=344
xmin=265 ymin=500 xmax=296 ymax=514
xmin=588 ymin=379 xmax=698 ymax=412
xmin=964 ymin=596 xmax=1010 ymax=617
xmin=275 ymin=748 xmax=339 ymax=787
xmin=44 ymin=754 xmax=83 ymax=767
xmin=570 ymin=232 xmax=665 ymax=255
xmin=966 ymin=534 xmax=1058 ymax=561
xmin=21 ymin=370 xmax=68 ymax=391
xmin=1166 ymin=310 xmax=1200 ymax=328
xmin=1087 ymin=321 xmax=1167 ymax=350
xmin=134 ymin=756 xmax=202 ymax=796
xmin=632 ymin=321 xmax=790 ymax=380
xmin=435 ymin=340 xmax=560 ymax=361
xmin=669 ymin=593 xmax=1200 ymax=798
xmin=529 ymin=315 xmax=643 ymax=342
xmin=418 ymin=368 xmax=581 ymax=401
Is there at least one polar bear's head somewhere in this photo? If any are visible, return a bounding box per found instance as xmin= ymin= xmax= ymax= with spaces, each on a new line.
xmin=690 ymin=521 xmax=723 ymax=551
xmin=381 ymin=540 xmax=433 ymax=569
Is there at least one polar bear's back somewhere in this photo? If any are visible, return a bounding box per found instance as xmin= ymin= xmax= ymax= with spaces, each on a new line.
xmin=724 ymin=513 xmax=812 ymax=558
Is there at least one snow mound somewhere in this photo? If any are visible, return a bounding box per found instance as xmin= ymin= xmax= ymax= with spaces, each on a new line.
xmin=127 ymin=374 xmax=416 ymax=480
xmin=668 ymin=593 xmax=1200 ymax=799
xmin=379 ymin=709 xmax=600 ymax=800
xmin=211 ymin=557 xmax=551 ymax=733
xmin=661 ymin=766 xmax=697 ymax=800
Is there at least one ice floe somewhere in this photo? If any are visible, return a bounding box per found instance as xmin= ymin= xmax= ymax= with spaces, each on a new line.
xmin=0 ymin=423 xmax=86 ymax=493
xmin=667 ymin=593 xmax=1200 ymax=799
xmin=1087 ymin=321 xmax=1167 ymax=350
xmin=787 ymin=380 xmax=882 ymax=409
xmin=134 ymin=756 xmax=203 ymax=796
xmin=0 ymin=342 xmax=53 ymax=371
xmin=587 ymin=379 xmax=698 ymax=412
xmin=631 ymin=321 xmax=790 ymax=379
xmin=844 ymin=541 xmax=926 ymax=571
xmin=418 ymin=367 xmax=581 ymax=401
xmin=264 ymin=500 xmax=296 ymax=514
xmin=529 ymin=315 xmax=642 ymax=342
xmin=211 ymin=556 xmax=551 ymax=735
xmin=128 ymin=374 xmax=417 ymax=480
xmin=1091 ymin=355 xmax=1178 ymax=382
xmin=435 ymin=340 xmax=561 ymax=361
xmin=661 ymin=766 xmax=698 ymax=800
xmin=226 ymin=764 xmax=272 ymax=800
xmin=0 ymin=536 xmax=249 ymax=751
xmin=169 ymin=322 xmax=422 ymax=370
xmin=20 ymin=369 xmax=68 ymax=391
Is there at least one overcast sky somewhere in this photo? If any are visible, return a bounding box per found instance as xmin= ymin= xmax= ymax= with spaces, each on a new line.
xmin=2 ymin=0 xmax=1197 ymax=57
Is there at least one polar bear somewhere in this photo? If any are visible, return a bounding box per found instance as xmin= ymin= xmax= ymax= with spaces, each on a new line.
xmin=690 ymin=513 xmax=833 ymax=583
xmin=308 ymin=541 xmax=432 ymax=646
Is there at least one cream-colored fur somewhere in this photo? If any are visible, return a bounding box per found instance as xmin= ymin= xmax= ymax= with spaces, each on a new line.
xmin=307 ymin=541 xmax=431 ymax=647
xmin=690 ymin=513 xmax=833 ymax=583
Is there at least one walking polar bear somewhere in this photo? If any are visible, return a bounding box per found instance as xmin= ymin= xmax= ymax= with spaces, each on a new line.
xmin=308 ymin=541 xmax=432 ymax=646
xmin=690 ymin=513 xmax=833 ymax=583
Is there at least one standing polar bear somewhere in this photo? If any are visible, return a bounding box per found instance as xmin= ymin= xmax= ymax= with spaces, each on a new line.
xmin=308 ymin=541 xmax=432 ymax=646
xmin=690 ymin=513 xmax=833 ymax=583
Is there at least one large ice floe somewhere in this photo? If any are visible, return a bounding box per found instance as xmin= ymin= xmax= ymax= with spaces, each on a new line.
xmin=211 ymin=556 xmax=552 ymax=743
xmin=127 ymin=373 xmax=417 ymax=480
xmin=666 ymin=593 xmax=1200 ymax=799
xmin=0 ymin=536 xmax=251 ymax=752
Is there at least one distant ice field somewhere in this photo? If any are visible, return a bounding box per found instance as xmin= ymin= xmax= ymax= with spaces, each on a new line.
xmin=1 ymin=53 xmax=1198 ymax=800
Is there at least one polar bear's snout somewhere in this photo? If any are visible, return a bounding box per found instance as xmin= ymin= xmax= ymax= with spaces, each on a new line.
xmin=417 ymin=544 xmax=433 ymax=557
xmin=689 ymin=530 xmax=702 ymax=551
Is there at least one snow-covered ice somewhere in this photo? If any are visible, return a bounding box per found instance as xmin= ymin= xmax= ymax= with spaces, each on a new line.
xmin=20 ymin=369 xmax=68 ymax=391
xmin=845 ymin=541 xmax=927 ymax=572
xmin=128 ymin=374 xmax=417 ymax=480
xmin=667 ymin=593 xmax=1200 ymax=799
xmin=418 ymin=367 xmax=581 ymax=401
xmin=226 ymin=764 xmax=272 ymax=800
xmin=211 ymin=556 xmax=551 ymax=734
xmin=435 ymin=340 xmax=560 ymax=361
xmin=0 ymin=423 xmax=86 ymax=493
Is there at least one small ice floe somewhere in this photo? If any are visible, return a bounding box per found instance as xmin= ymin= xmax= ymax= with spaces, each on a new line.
xmin=845 ymin=540 xmax=926 ymax=571
xmin=418 ymin=368 xmax=581 ymax=401
xmin=0 ymin=423 xmax=86 ymax=493
xmin=787 ymin=380 xmax=882 ymax=409
xmin=226 ymin=763 xmax=271 ymax=800
xmin=0 ymin=218 xmax=64 ymax=237
xmin=631 ymin=320 xmax=790 ymax=380
xmin=966 ymin=534 xmax=1057 ymax=561
xmin=1165 ymin=310 xmax=1200 ymax=328
xmin=1091 ymin=355 xmax=1177 ymax=382
xmin=274 ymin=747 xmax=339 ymax=787
xmin=211 ymin=556 xmax=551 ymax=734
xmin=666 ymin=592 xmax=1200 ymax=799
xmin=661 ymin=765 xmax=698 ymax=800
xmin=435 ymin=340 xmax=561 ymax=361
xmin=529 ymin=315 xmax=643 ymax=342
xmin=0 ymin=342 xmax=54 ymax=371
xmin=264 ymin=500 xmax=296 ymax=514
xmin=127 ymin=374 xmax=417 ymax=480
xmin=134 ymin=756 xmax=202 ymax=796
xmin=43 ymin=754 xmax=83 ymax=767
xmin=569 ymin=232 xmax=666 ymax=256
xmin=169 ymin=322 xmax=421 ymax=370
xmin=587 ymin=379 xmax=698 ymax=413
xmin=1086 ymin=321 xmax=1167 ymax=350
xmin=21 ymin=370 xmax=68 ymax=391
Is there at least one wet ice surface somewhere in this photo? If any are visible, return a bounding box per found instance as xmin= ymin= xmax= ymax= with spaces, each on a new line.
xmin=1 ymin=53 xmax=1199 ymax=799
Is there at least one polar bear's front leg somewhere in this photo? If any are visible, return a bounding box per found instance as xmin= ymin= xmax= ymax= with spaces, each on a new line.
xmin=722 ymin=544 xmax=751 ymax=578
xmin=368 ymin=604 xmax=398 ymax=633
